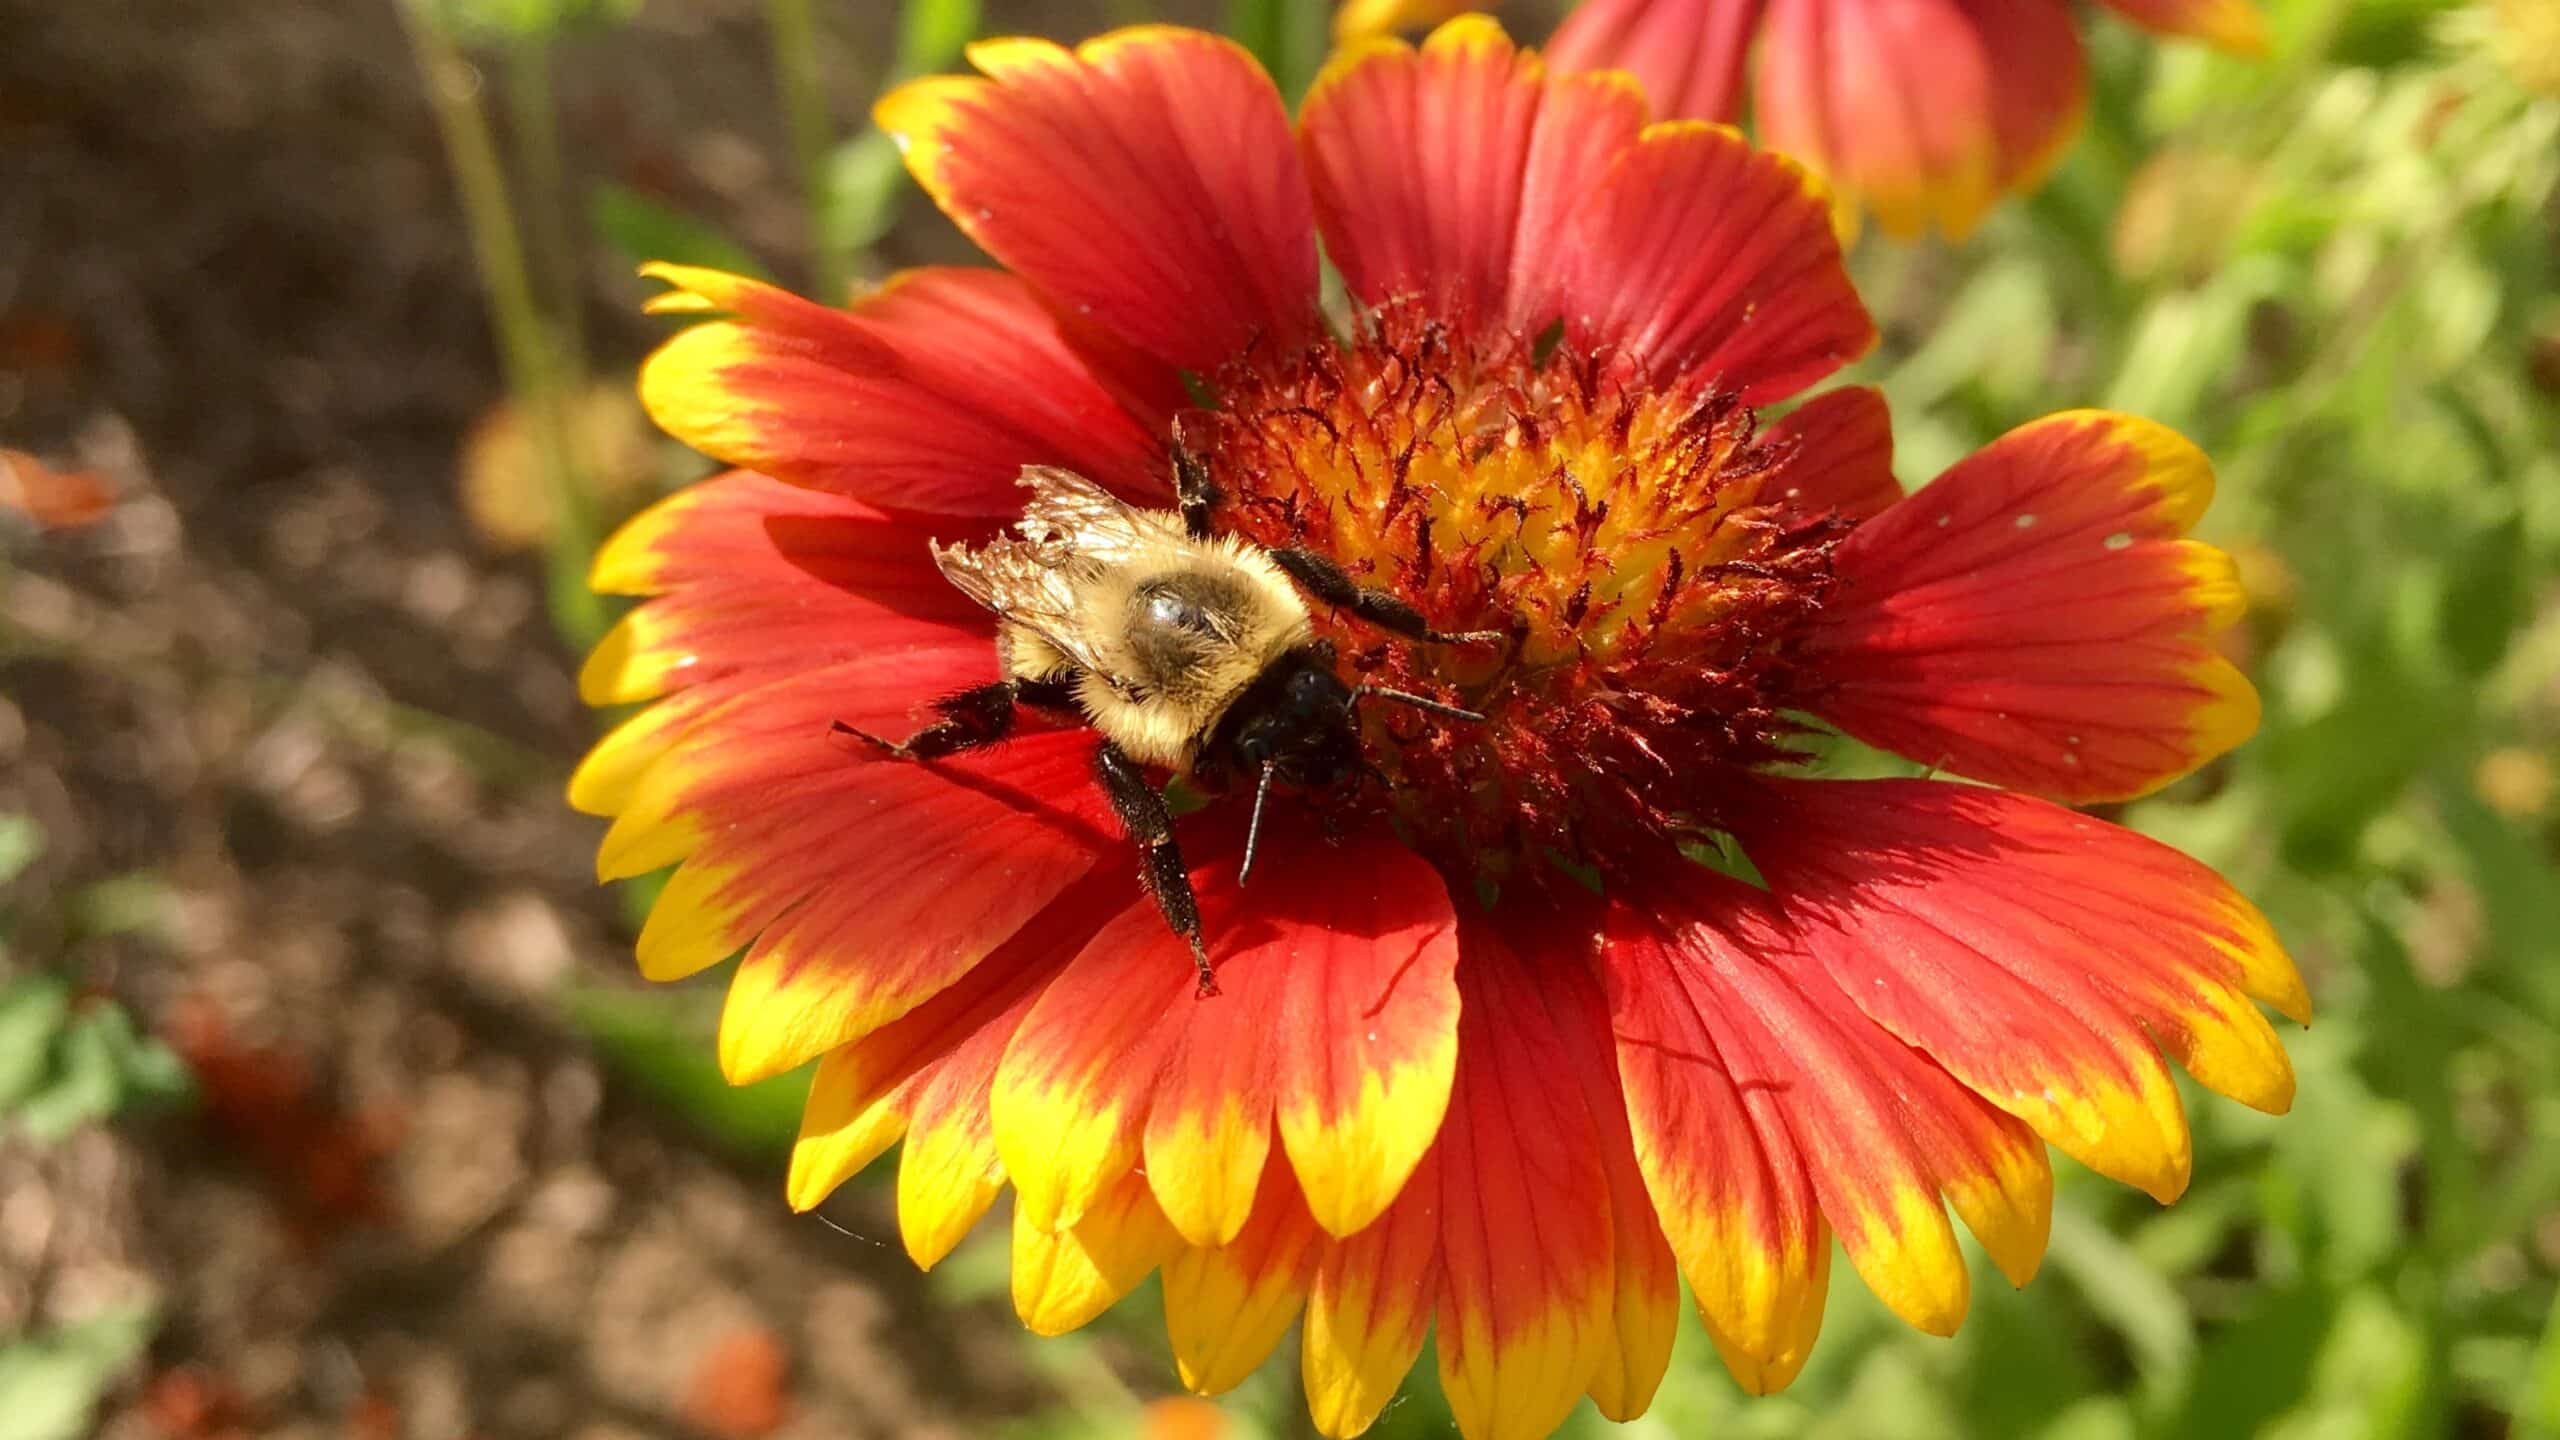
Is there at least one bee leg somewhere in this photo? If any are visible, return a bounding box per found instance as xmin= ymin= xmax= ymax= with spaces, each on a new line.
xmin=1173 ymin=437 xmax=1220 ymax=541
xmin=833 ymin=676 xmax=1076 ymax=759
xmin=1269 ymin=545 xmax=1507 ymax=647
xmin=1093 ymin=740 xmax=1219 ymax=998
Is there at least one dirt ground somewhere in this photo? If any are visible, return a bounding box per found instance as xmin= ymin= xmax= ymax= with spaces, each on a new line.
xmin=0 ymin=2 xmax=1191 ymax=1435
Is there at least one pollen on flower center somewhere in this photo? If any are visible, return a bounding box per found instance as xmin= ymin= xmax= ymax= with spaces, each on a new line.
xmin=1195 ymin=305 xmax=1848 ymax=873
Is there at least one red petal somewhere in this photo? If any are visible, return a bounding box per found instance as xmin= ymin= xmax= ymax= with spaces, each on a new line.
xmin=1596 ymin=879 xmax=1830 ymax=1394
xmin=1553 ymin=121 xmax=1875 ymax=403
xmin=991 ymin=885 xmax=1195 ymax=1233
xmin=573 ymin=473 xmax=984 ymax=715
xmin=639 ymin=265 xmax=1176 ymax=515
xmin=875 ymin=28 xmax=1318 ymax=374
xmin=1761 ymin=386 xmax=1899 ymax=521
xmin=1543 ymin=0 xmax=1765 ymax=122
xmin=1741 ymin=778 xmax=2308 ymax=1205
xmin=1509 ymin=900 xmax=1680 ymax=1422
xmin=1806 ymin=410 xmax=2258 ymax=803
xmin=1264 ymin=825 xmax=1463 ymax=1238
xmin=1431 ymin=919 xmax=1618 ymax=1440
xmin=1299 ymin=17 xmax=1647 ymax=336
xmin=787 ymin=873 xmax=1126 ymax=1266
xmin=1000 ymin=818 xmax=1459 ymax=1243
xmin=589 ymin=652 xmax=1120 ymax=1080
xmin=1756 ymin=0 xmax=2086 ymax=240
xmin=1611 ymin=859 xmax=2016 ymax=1337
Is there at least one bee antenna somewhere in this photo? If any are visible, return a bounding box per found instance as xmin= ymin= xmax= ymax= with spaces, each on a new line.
xmin=1351 ymin=683 xmax=1485 ymax=724
xmin=1239 ymin=759 xmax=1277 ymax=886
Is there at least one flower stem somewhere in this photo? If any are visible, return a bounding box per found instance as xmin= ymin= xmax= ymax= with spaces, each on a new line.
xmin=766 ymin=0 xmax=845 ymax=299
xmin=398 ymin=2 xmax=606 ymax=650
xmin=504 ymin=30 xmax=587 ymax=391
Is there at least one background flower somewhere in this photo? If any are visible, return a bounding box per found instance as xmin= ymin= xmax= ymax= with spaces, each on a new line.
xmin=1544 ymin=0 xmax=2268 ymax=238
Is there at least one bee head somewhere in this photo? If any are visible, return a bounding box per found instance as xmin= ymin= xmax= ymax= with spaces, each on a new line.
xmin=1231 ymin=657 xmax=1360 ymax=788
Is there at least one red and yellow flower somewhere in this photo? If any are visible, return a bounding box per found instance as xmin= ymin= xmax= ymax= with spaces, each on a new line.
xmin=1538 ymin=0 xmax=2269 ymax=238
xmin=577 ymin=16 xmax=2304 ymax=1438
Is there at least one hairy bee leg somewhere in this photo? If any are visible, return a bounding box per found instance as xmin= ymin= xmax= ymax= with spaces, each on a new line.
xmin=1092 ymin=740 xmax=1219 ymax=998
xmin=834 ymin=676 xmax=1077 ymax=759
xmin=1173 ymin=439 xmax=1220 ymax=541
xmin=1269 ymin=545 xmax=1506 ymax=646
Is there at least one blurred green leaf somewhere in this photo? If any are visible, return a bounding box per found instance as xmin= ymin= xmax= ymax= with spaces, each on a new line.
xmin=14 ymin=1008 xmax=128 ymax=1141
xmin=897 ymin=0 xmax=981 ymax=83
xmin=566 ymin=985 xmax=809 ymax=1155
xmin=415 ymin=0 xmax=639 ymax=41
xmin=1224 ymin=0 xmax=1328 ymax=102
xmin=2047 ymin=1205 xmax=2197 ymax=1401
xmin=2440 ymin=510 xmax=2527 ymax=677
xmin=591 ymin=184 xmax=770 ymax=279
xmin=0 ymin=975 xmax=73 ymax=1107
xmin=810 ymin=0 xmax=980 ymax=270
xmin=2167 ymin=1284 xmax=2339 ymax=1440
xmin=0 ymin=1305 xmax=158 ymax=1440
xmin=64 ymin=872 xmax=173 ymax=943
xmin=820 ymin=131 xmax=913 ymax=261
xmin=0 ymin=812 xmax=41 ymax=887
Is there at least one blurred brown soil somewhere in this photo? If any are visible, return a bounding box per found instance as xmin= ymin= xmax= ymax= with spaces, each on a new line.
xmin=0 ymin=1 xmax=1165 ymax=1434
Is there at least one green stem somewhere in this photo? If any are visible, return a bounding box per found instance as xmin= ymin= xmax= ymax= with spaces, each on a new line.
xmin=398 ymin=3 xmax=605 ymax=650
xmin=505 ymin=31 xmax=587 ymax=392
xmin=766 ymin=0 xmax=844 ymax=298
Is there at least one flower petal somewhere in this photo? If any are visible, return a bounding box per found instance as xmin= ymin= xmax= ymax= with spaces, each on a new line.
xmin=1756 ymin=0 xmax=2086 ymax=240
xmin=1742 ymin=778 xmax=2308 ymax=1205
xmin=1163 ymin=1164 xmax=1325 ymax=1396
xmin=1266 ymin=825 xmax=1463 ymax=1237
xmin=2101 ymin=0 xmax=2270 ymax=54
xmin=1554 ymin=121 xmax=1875 ymax=403
xmin=1516 ymin=904 xmax=1680 ymax=1422
xmin=1144 ymin=915 xmax=1287 ymax=1247
xmin=1301 ymin=1150 xmax=1440 ymax=1439
xmin=589 ymin=646 xmax=1119 ymax=1076
xmin=1616 ymin=863 xmax=1981 ymax=1334
xmin=573 ymin=472 xmax=983 ymax=713
xmin=1432 ymin=920 xmax=1617 ymax=1440
xmin=785 ymin=872 xmax=1125 ymax=1262
xmin=1298 ymin=18 xmax=1647 ymax=337
xmin=1806 ymin=410 xmax=2258 ymax=804
xmin=991 ymin=888 xmax=1193 ymax=1233
xmin=1543 ymin=0 xmax=1764 ymax=122
xmin=638 ymin=265 xmax=1174 ymax=514
xmin=1596 ymin=880 xmax=1830 ymax=1394
xmin=1000 ymin=817 xmax=1458 ymax=1243
xmin=1333 ymin=0 xmax=1474 ymax=43
xmin=1761 ymin=385 xmax=1900 ymax=521
xmin=875 ymin=28 xmax=1318 ymax=374
xmin=1013 ymin=1167 xmax=1183 ymax=1336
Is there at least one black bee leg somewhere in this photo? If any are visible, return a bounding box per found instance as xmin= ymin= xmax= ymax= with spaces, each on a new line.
xmin=1093 ymin=739 xmax=1219 ymax=998
xmin=833 ymin=676 xmax=1076 ymax=759
xmin=1269 ymin=545 xmax=1506 ymax=646
xmin=1173 ymin=437 xmax=1220 ymax=541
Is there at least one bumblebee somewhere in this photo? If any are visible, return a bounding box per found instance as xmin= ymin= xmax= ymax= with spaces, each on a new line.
xmin=840 ymin=453 xmax=1491 ymax=995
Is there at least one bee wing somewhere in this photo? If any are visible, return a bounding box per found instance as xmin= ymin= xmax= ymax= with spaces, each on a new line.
xmin=931 ymin=467 xmax=1192 ymax=689
xmin=1011 ymin=464 xmax=1179 ymax=563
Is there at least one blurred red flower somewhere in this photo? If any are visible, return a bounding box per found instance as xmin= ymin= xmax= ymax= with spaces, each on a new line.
xmin=1544 ymin=0 xmax=2267 ymax=237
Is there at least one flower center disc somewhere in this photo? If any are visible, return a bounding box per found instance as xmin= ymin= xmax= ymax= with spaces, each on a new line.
xmin=1197 ymin=306 xmax=1845 ymax=877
